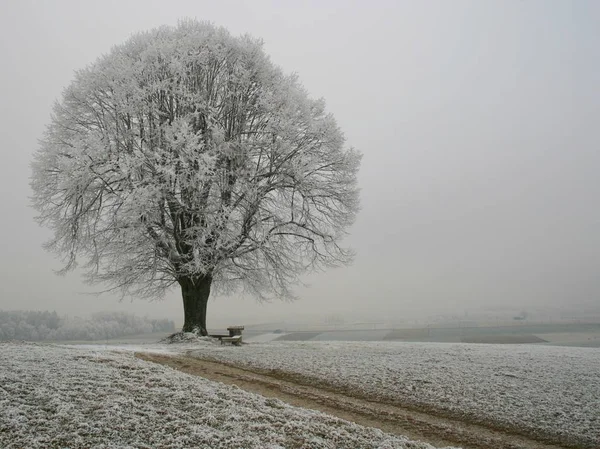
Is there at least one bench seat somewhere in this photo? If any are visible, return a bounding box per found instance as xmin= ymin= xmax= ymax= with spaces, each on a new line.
xmin=220 ymin=335 xmax=242 ymax=346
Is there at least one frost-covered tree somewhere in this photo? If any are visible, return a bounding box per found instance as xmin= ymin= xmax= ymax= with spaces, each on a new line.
xmin=31 ymin=20 xmax=361 ymax=335
xmin=0 ymin=310 xmax=175 ymax=341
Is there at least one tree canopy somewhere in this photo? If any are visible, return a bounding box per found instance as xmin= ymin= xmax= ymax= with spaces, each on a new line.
xmin=31 ymin=20 xmax=361 ymax=333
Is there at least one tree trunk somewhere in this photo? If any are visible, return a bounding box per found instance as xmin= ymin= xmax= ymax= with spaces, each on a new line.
xmin=179 ymin=275 xmax=212 ymax=335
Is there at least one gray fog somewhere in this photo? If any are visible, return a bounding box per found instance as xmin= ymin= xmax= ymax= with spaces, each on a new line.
xmin=1 ymin=0 xmax=598 ymax=327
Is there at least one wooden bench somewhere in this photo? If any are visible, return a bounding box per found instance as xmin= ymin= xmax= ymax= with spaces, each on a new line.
xmin=220 ymin=335 xmax=242 ymax=346
xmin=210 ymin=325 xmax=244 ymax=346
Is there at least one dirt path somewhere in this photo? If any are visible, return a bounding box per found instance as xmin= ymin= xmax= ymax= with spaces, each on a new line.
xmin=136 ymin=352 xmax=571 ymax=449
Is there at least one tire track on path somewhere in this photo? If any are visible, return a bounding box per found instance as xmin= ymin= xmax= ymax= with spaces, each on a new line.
xmin=136 ymin=352 xmax=571 ymax=449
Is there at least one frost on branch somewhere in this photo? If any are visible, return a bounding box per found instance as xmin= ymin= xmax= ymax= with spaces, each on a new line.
xmin=31 ymin=20 xmax=361 ymax=305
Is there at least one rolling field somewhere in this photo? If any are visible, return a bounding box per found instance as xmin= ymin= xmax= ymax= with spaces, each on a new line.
xmin=187 ymin=340 xmax=600 ymax=448
xmin=2 ymin=338 xmax=598 ymax=448
xmin=0 ymin=342 xmax=451 ymax=449
xmin=242 ymin=322 xmax=600 ymax=347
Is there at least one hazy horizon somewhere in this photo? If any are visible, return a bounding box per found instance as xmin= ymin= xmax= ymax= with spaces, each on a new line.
xmin=1 ymin=0 xmax=598 ymax=329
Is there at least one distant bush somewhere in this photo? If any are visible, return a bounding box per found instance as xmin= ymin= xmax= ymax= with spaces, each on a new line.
xmin=0 ymin=310 xmax=175 ymax=341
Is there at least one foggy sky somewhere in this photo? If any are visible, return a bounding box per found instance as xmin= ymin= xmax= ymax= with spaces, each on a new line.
xmin=1 ymin=0 xmax=598 ymax=326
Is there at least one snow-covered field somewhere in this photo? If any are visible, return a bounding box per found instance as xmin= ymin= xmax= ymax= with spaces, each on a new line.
xmin=187 ymin=340 xmax=600 ymax=448
xmin=0 ymin=342 xmax=452 ymax=449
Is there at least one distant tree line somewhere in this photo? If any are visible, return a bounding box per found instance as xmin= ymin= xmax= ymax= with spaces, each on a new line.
xmin=0 ymin=310 xmax=175 ymax=341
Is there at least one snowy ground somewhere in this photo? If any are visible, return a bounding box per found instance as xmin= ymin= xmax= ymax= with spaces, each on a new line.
xmin=186 ymin=340 xmax=600 ymax=448
xmin=0 ymin=342 xmax=453 ymax=449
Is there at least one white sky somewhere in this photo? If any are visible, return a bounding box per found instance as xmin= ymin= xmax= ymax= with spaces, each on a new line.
xmin=1 ymin=0 xmax=598 ymax=327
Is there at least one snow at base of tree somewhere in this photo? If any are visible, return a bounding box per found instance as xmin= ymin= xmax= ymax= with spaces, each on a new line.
xmin=0 ymin=342 xmax=453 ymax=449
xmin=0 ymin=310 xmax=174 ymax=341
xmin=185 ymin=340 xmax=600 ymax=448
xmin=160 ymin=331 xmax=220 ymax=344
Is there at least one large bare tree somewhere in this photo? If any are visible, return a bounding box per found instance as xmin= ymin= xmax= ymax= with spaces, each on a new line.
xmin=31 ymin=20 xmax=361 ymax=335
